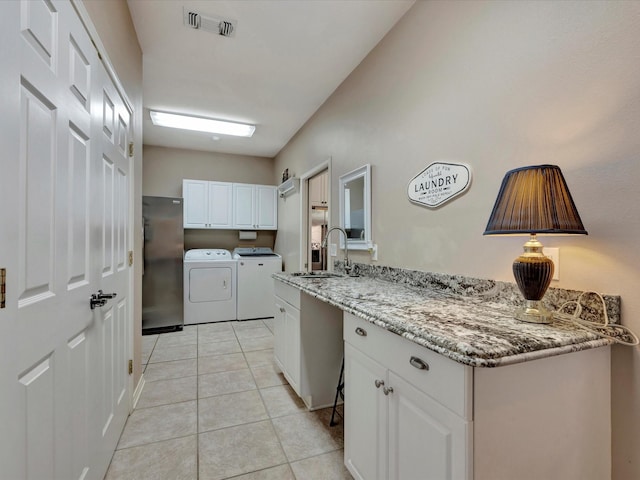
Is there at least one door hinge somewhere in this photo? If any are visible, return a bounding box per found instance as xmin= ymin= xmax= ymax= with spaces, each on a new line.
xmin=0 ymin=268 xmax=5 ymax=309
xmin=128 ymin=359 xmax=133 ymax=375
xmin=128 ymin=251 xmax=133 ymax=267
xmin=128 ymin=142 xmax=134 ymax=157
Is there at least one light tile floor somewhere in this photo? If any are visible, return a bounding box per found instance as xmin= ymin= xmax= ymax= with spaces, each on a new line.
xmin=105 ymin=320 xmax=352 ymax=480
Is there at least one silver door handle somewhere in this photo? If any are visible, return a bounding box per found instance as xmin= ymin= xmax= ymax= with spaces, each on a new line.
xmin=90 ymin=290 xmax=117 ymax=310
xmin=374 ymin=379 xmax=384 ymax=389
xmin=279 ymin=307 xmax=285 ymax=313
xmin=409 ymin=356 xmax=429 ymax=371
xmin=383 ymin=386 xmax=394 ymax=395
xmin=355 ymin=327 xmax=367 ymax=337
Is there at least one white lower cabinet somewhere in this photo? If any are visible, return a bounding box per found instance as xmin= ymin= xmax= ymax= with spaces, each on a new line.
xmin=344 ymin=316 xmax=470 ymax=480
xmin=344 ymin=312 xmax=611 ymax=480
xmin=273 ymin=293 xmax=301 ymax=394
xmin=388 ymin=372 xmax=469 ymax=480
xmin=273 ymin=280 xmax=343 ymax=409
xmin=344 ymin=343 xmax=389 ymax=480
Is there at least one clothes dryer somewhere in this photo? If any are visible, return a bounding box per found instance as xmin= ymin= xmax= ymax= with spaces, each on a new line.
xmin=184 ymin=249 xmax=237 ymax=324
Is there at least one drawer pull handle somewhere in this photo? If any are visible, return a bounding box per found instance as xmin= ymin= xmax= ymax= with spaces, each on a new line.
xmin=374 ymin=379 xmax=384 ymax=389
xmin=409 ymin=356 xmax=429 ymax=371
xmin=355 ymin=327 xmax=367 ymax=337
xmin=383 ymin=386 xmax=394 ymax=395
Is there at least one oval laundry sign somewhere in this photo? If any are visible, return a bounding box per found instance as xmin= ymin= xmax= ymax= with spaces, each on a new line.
xmin=407 ymin=162 xmax=472 ymax=208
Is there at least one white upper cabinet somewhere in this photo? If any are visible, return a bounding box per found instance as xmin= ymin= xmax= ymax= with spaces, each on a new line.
xmin=233 ymin=183 xmax=277 ymax=230
xmin=256 ymin=184 xmax=278 ymax=229
xmin=183 ymin=180 xmax=209 ymax=228
xmin=183 ymin=179 xmax=233 ymax=228
xmin=309 ymin=170 xmax=328 ymax=207
xmin=208 ymin=182 xmax=234 ymax=227
xmin=183 ymin=180 xmax=277 ymax=230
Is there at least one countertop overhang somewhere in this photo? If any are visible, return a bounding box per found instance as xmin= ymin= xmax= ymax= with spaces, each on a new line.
xmin=273 ymin=272 xmax=615 ymax=368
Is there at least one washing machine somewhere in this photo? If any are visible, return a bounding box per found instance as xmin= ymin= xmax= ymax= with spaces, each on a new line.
xmin=184 ymin=249 xmax=237 ymax=324
xmin=232 ymin=247 xmax=282 ymax=320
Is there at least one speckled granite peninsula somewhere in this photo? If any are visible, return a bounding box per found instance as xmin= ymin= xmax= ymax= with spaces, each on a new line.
xmin=273 ymin=263 xmax=622 ymax=367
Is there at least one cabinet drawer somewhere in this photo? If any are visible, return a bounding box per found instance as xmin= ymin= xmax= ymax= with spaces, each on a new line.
xmin=274 ymin=280 xmax=301 ymax=309
xmin=344 ymin=312 xmax=472 ymax=419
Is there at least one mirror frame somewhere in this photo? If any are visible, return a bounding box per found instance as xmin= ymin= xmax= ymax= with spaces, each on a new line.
xmin=339 ymin=164 xmax=372 ymax=250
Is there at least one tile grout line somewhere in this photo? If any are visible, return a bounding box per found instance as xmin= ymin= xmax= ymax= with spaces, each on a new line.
xmin=241 ymin=320 xmax=297 ymax=476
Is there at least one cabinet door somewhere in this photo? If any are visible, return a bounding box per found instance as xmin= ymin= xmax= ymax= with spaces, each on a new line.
xmin=308 ymin=171 xmax=326 ymax=207
xmin=183 ymin=179 xmax=208 ymax=228
xmin=208 ymin=181 xmax=233 ymax=228
xmin=273 ymin=296 xmax=286 ymax=373
xmin=233 ymin=183 xmax=255 ymax=229
xmin=388 ymin=372 xmax=470 ymax=480
xmin=283 ymin=304 xmax=301 ymax=395
xmin=345 ymin=343 xmax=388 ymax=480
xmin=256 ymin=185 xmax=277 ymax=229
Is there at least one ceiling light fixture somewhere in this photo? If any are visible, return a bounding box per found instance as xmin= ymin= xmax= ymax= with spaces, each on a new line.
xmin=149 ymin=110 xmax=255 ymax=137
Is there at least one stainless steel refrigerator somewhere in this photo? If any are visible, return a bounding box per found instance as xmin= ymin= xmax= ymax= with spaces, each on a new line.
xmin=142 ymin=196 xmax=184 ymax=333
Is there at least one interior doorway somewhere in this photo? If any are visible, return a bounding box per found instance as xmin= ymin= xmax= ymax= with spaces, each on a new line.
xmin=308 ymin=170 xmax=329 ymax=271
xmin=299 ymin=159 xmax=331 ymax=272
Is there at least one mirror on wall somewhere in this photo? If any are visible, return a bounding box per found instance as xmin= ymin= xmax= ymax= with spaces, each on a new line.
xmin=339 ymin=164 xmax=372 ymax=250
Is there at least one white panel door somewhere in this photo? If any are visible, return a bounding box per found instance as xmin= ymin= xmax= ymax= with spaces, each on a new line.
xmin=91 ymin=55 xmax=132 ymax=477
xmin=0 ymin=2 xmax=132 ymax=479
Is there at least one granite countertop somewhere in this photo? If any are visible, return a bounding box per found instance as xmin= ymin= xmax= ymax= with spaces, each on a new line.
xmin=273 ymin=270 xmax=617 ymax=368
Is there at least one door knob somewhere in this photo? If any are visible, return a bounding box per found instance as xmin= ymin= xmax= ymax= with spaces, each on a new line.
xmin=374 ymin=379 xmax=384 ymax=389
xmin=383 ymin=386 xmax=394 ymax=395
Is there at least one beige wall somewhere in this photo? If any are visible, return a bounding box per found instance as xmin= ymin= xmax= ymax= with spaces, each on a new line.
xmin=274 ymin=1 xmax=640 ymax=477
xmin=143 ymin=145 xmax=276 ymax=251
xmin=81 ymin=0 xmax=144 ymax=390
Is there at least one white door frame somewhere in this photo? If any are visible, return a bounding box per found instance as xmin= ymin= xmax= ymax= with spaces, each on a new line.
xmin=298 ymin=158 xmax=332 ymax=272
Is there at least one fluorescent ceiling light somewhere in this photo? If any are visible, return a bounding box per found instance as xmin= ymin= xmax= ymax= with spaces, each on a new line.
xmin=149 ymin=110 xmax=255 ymax=137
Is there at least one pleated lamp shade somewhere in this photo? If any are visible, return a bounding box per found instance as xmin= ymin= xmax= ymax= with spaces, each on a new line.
xmin=484 ymin=165 xmax=587 ymax=324
xmin=484 ymin=165 xmax=587 ymax=235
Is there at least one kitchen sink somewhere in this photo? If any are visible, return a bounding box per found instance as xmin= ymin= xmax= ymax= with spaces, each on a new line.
xmin=291 ymin=271 xmax=344 ymax=279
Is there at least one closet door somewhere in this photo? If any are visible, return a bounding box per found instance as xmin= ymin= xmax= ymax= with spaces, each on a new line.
xmin=0 ymin=2 xmax=133 ymax=479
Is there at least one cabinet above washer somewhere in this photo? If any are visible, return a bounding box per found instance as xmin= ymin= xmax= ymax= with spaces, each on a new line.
xmin=182 ymin=179 xmax=277 ymax=230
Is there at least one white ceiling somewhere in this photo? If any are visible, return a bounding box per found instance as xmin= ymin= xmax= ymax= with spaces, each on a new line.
xmin=127 ymin=0 xmax=414 ymax=158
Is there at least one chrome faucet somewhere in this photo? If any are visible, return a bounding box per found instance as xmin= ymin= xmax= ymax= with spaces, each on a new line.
xmin=321 ymin=226 xmax=355 ymax=276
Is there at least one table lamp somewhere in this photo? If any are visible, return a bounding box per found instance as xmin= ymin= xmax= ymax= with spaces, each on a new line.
xmin=483 ymin=165 xmax=587 ymax=324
